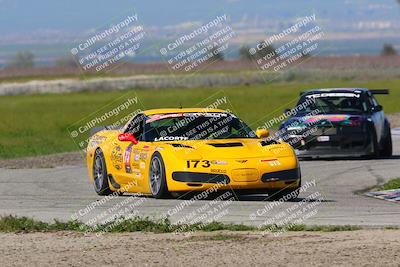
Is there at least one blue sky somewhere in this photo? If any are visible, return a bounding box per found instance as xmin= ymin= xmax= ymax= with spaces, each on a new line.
xmin=0 ymin=0 xmax=399 ymax=34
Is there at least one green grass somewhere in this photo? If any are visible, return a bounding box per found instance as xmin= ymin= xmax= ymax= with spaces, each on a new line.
xmin=0 ymin=79 xmax=399 ymax=159
xmin=0 ymin=215 xmax=362 ymax=233
xmin=376 ymin=178 xmax=400 ymax=191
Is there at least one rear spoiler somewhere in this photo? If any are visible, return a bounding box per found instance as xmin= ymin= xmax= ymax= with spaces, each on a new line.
xmin=300 ymin=89 xmax=390 ymax=96
xmin=370 ymin=89 xmax=389 ymax=95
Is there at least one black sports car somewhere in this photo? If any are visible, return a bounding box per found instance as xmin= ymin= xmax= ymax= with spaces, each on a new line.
xmin=278 ymin=88 xmax=392 ymax=158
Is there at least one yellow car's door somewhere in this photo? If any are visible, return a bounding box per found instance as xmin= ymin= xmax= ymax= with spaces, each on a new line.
xmin=110 ymin=114 xmax=152 ymax=194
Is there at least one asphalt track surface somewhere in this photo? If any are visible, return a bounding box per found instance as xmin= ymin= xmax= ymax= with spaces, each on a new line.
xmin=1 ymin=131 xmax=399 ymax=227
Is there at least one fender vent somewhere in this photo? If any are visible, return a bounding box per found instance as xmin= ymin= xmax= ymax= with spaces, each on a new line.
xmin=170 ymin=143 xmax=193 ymax=148
xmin=260 ymin=140 xmax=279 ymax=146
xmin=208 ymin=143 xmax=243 ymax=147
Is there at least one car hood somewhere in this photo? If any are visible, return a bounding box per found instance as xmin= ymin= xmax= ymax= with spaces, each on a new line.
xmin=160 ymin=139 xmax=295 ymax=160
xmin=281 ymin=114 xmax=367 ymax=129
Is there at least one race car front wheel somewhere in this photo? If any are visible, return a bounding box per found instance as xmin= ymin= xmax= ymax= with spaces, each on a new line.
xmin=380 ymin=127 xmax=392 ymax=157
xmin=149 ymin=152 xmax=170 ymax=199
xmin=93 ymin=149 xmax=113 ymax=196
xmin=369 ymin=127 xmax=380 ymax=158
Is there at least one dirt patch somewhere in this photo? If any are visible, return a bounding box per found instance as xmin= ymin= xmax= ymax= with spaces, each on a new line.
xmin=0 ymin=230 xmax=399 ymax=267
xmin=0 ymin=152 xmax=83 ymax=169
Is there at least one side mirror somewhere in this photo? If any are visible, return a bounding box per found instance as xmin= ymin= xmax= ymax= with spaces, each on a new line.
xmin=256 ymin=129 xmax=269 ymax=139
xmin=118 ymin=133 xmax=138 ymax=144
xmin=373 ymin=105 xmax=382 ymax=112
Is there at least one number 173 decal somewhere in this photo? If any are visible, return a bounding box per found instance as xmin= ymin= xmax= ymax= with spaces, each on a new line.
xmin=186 ymin=160 xmax=211 ymax=168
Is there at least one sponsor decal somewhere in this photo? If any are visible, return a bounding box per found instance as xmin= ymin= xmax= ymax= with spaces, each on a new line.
xmin=317 ymin=136 xmax=330 ymax=142
xmin=260 ymin=159 xmax=281 ymax=166
xmin=306 ymin=92 xmax=360 ymax=98
xmin=124 ymin=144 xmax=133 ymax=173
xmin=211 ymin=169 xmax=227 ymax=174
xmin=236 ymin=160 xmax=248 ymax=163
xmin=111 ymin=145 xmax=123 ymax=170
xmin=146 ymin=113 xmax=183 ymax=123
xmin=140 ymin=153 xmax=148 ymax=160
xmin=88 ymin=135 xmax=107 ymax=149
xmin=135 ymin=172 xmax=141 ymax=178
xmin=140 ymin=162 xmax=146 ymax=169
xmin=264 ymin=177 xmax=279 ymax=182
xmin=134 ymin=153 xmax=140 ymax=162
xmin=154 ymin=136 xmax=189 ymax=141
xmin=146 ymin=112 xmax=227 ymax=124
xmin=182 ymin=112 xmax=228 ymax=118
xmin=302 ymin=114 xmax=351 ymax=124
xmin=142 ymin=145 xmax=150 ymax=151
xmin=211 ymin=160 xmax=228 ymax=165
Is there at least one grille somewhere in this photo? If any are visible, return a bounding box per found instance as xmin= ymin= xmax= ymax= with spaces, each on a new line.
xmin=172 ymin=172 xmax=230 ymax=184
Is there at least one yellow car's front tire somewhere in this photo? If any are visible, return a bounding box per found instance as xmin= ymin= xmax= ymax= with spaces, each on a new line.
xmin=149 ymin=152 xmax=170 ymax=199
xmin=93 ymin=149 xmax=113 ymax=196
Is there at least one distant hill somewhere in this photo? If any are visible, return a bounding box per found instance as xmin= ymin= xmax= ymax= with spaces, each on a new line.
xmin=0 ymin=0 xmax=399 ymax=65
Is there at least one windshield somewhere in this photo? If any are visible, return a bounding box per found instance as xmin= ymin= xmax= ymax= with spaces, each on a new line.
xmin=144 ymin=113 xmax=256 ymax=141
xmin=296 ymin=93 xmax=366 ymax=115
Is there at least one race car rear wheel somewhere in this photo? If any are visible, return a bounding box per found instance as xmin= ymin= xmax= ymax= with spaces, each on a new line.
xmin=380 ymin=127 xmax=392 ymax=157
xmin=149 ymin=152 xmax=170 ymax=199
xmin=93 ymin=149 xmax=113 ymax=196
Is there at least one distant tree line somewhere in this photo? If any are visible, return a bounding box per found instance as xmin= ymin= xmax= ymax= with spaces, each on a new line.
xmin=2 ymin=41 xmax=398 ymax=69
xmin=6 ymin=51 xmax=35 ymax=68
xmin=381 ymin=44 xmax=397 ymax=56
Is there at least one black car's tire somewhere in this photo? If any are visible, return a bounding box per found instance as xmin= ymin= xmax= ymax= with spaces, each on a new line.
xmin=149 ymin=152 xmax=170 ymax=199
xmin=93 ymin=149 xmax=113 ymax=196
xmin=380 ymin=127 xmax=392 ymax=157
xmin=369 ymin=127 xmax=380 ymax=158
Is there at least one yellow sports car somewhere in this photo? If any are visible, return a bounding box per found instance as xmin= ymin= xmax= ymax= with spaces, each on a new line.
xmin=86 ymin=108 xmax=301 ymax=200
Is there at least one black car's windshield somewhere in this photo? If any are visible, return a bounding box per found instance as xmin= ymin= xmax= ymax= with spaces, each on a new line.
xmin=296 ymin=92 xmax=366 ymax=115
xmin=144 ymin=112 xmax=256 ymax=141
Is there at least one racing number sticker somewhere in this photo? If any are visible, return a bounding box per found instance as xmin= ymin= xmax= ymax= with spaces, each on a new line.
xmin=186 ymin=160 xmax=211 ymax=168
xmin=124 ymin=144 xmax=134 ymax=173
